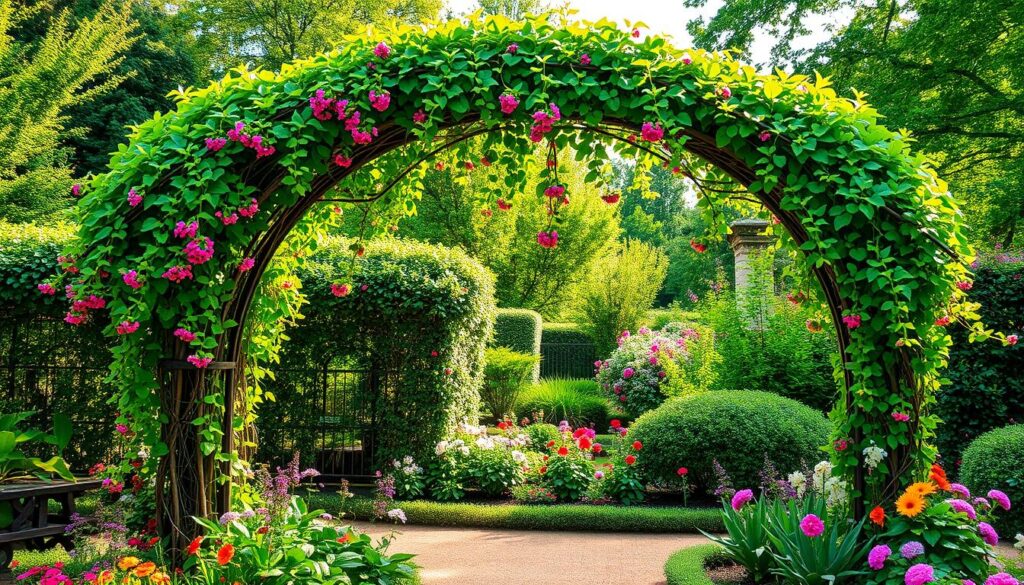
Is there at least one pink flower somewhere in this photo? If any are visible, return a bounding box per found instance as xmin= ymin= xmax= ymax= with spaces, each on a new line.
xmin=116 ymin=321 xmax=140 ymax=335
xmin=640 ymin=122 xmax=664 ymax=142
xmin=536 ymin=230 xmax=559 ymax=249
xmin=631 ymin=28 xmax=640 ymax=38
xmin=373 ymin=42 xmax=391 ymax=59
xmin=309 ymin=89 xmax=336 ymax=120
xmin=529 ymin=104 xmax=562 ymax=142
xmin=38 ymin=283 xmax=56 ymax=295
xmin=249 ymin=135 xmax=275 ymax=158
xmin=497 ymin=199 xmax=511 ymax=211
xmin=985 ymin=573 xmax=1019 ymax=585
xmin=239 ymin=198 xmax=259 ymax=218
xmin=544 ymin=184 xmax=565 ymax=198
xmin=946 ymin=499 xmax=977 ymax=520
xmin=892 ymin=412 xmax=910 ymax=422
xmin=719 ymin=86 xmax=732 ymax=99
xmin=935 ymin=315 xmax=951 ymax=327
xmin=127 ymin=189 xmax=142 ymax=207
xmin=956 ymin=280 xmax=973 ymax=291
xmin=1007 ymin=334 xmax=1018 ymax=346
xmin=413 ymin=109 xmax=427 ymax=123
xmin=187 ymin=355 xmax=213 ymax=368
xmin=682 ymin=54 xmax=692 ymax=65
xmin=162 ymin=265 xmax=194 ymax=283
xmin=868 ymin=544 xmax=891 ymax=570
xmin=352 ymin=128 xmax=378 ymax=144
xmin=369 ymin=90 xmax=391 ymax=112
xmin=64 ymin=312 xmax=86 ymax=325
xmin=361 ymin=284 xmax=368 ymax=291
xmin=227 ymin=121 xmax=247 ymax=142
xmin=622 ymin=367 xmax=635 ymax=379
xmin=988 ymin=489 xmax=1011 ymax=510
xmin=731 ymin=489 xmax=753 ymax=511
xmin=212 ymin=210 xmax=236 ymax=226
xmin=174 ymin=221 xmax=198 ymax=239
xmin=174 ymin=328 xmax=196 ymax=343
xmin=184 ymin=237 xmax=215 ymax=264
xmin=580 ymin=53 xmax=591 ymax=65
xmin=71 ymin=184 xmax=81 ymax=197
xmin=842 ymin=314 xmax=862 ymax=329
xmin=331 ymin=283 xmax=350 ymax=297
xmin=978 ymin=521 xmax=999 ymax=545
xmin=759 ymin=131 xmax=771 ymax=142
xmin=122 ymin=270 xmax=143 ymax=289
xmin=904 ymin=564 xmax=935 ymax=585
xmin=334 ymin=154 xmax=353 ymax=168
xmin=205 ymin=137 xmax=227 ymax=151
xmin=506 ymin=43 xmax=519 ymax=54
xmin=800 ymin=514 xmax=824 ymax=537
xmin=950 ymin=483 xmax=971 ymax=499
xmin=238 ymin=257 xmax=255 ymax=273
xmin=677 ymin=467 xmax=688 ymax=476
xmin=499 ymin=93 xmax=519 ymax=114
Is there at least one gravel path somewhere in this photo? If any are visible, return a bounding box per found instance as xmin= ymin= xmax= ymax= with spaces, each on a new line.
xmin=350 ymin=521 xmax=710 ymax=585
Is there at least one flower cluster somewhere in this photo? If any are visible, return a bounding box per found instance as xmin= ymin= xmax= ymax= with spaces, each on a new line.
xmin=223 ymin=121 xmax=275 ymax=158
xmin=529 ymin=103 xmax=561 ymax=142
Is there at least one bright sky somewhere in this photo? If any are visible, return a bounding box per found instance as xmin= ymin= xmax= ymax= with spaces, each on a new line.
xmin=443 ymin=0 xmax=849 ymax=71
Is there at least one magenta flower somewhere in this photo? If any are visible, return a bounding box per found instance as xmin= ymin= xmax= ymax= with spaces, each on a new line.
xmin=622 ymin=367 xmax=635 ymax=379
xmin=115 ymin=321 xmax=140 ymax=335
xmin=309 ymin=89 xmax=336 ymax=120
xmin=331 ymin=283 xmax=350 ymax=297
xmin=594 ymin=470 xmax=604 ymax=480
xmin=173 ymin=328 xmax=196 ymax=343
xmin=900 ymin=541 xmax=924 ymax=559
xmin=174 ymin=221 xmax=198 ymax=239
xmin=978 ymin=521 xmax=999 ymax=546
xmin=891 ymin=411 xmax=910 ymax=422
xmin=640 ymin=122 xmax=664 ymax=142
xmin=334 ymin=154 xmax=353 ymax=168
xmin=956 ymin=280 xmax=973 ymax=291
xmin=373 ymin=42 xmax=391 ymax=59
xmin=249 ymin=135 xmax=275 ymax=158
xmin=731 ymin=489 xmax=754 ymax=511
xmin=162 ymin=265 xmax=193 ymax=283
xmin=239 ymin=198 xmax=259 ymax=218
xmin=127 ymin=189 xmax=142 ymax=207
xmin=184 ymin=237 xmax=215 ymax=265
xmin=946 ymin=499 xmax=977 ymax=520
xmin=64 ymin=312 xmax=86 ymax=325
xmin=369 ymin=90 xmax=391 ymax=112
xmin=187 ymin=355 xmax=213 ymax=368
xmin=1007 ymin=334 xmax=1019 ymax=346
xmin=985 ymin=573 xmax=1020 ymax=585
xmin=238 ymin=257 xmax=255 ymax=273
xmin=544 ymin=185 xmax=566 ymax=198
xmin=842 ymin=314 xmax=862 ymax=328
xmin=950 ymin=483 xmax=971 ymax=499
xmin=499 ymin=93 xmax=519 ymax=115
xmin=116 ymin=424 xmax=129 ymax=435
xmin=759 ymin=131 xmax=771 ymax=142
xmin=215 ymin=210 xmax=239 ymax=225
xmin=719 ymin=86 xmax=732 ymax=99
xmin=506 ymin=42 xmax=519 ymax=54
xmin=412 ymin=109 xmax=427 ymax=123
xmin=800 ymin=514 xmax=824 ymax=537
xmin=205 ymin=137 xmax=227 ymax=151
xmin=71 ymin=183 xmax=81 ymax=197
xmin=868 ymin=544 xmax=891 ymax=570
xmin=580 ymin=53 xmax=591 ymax=65
xmin=536 ymin=230 xmax=559 ymax=249
xmin=904 ymin=563 xmax=935 ymax=585
xmin=988 ymin=489 xmax=1012 ymax=510
xmin=38 ymin=283 xmax=56 ymax=295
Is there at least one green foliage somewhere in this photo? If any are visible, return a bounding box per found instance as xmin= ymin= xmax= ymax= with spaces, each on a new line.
xmin=0 ymin=410 xmax=74 ymax=484
xmin=575 ymin=239 xmax=669 ymax=354
xmin=522 ymin=422 xmax=559 ymax=452
xmin=0 ymin=221 xmax=74 ymax=309
xmin=629 ymin=391 xmax=831 ymax=494
xmin=263 ymin=237 xmax=496 ymax=467
xmin=509 ymin=483 xmax=557 ymax=504
xmin=540 ymin=322 xmax=592 ymax=345
xmin=643 ymin=308 xmax=702 ymax=331
xmin=764 ymin=497 xmax=872 ymax=584
xmin=516 ymin=379 xmax=614 ymax=429
xmin=663 ymin=544 xmax=724 ymax=585
xmin=0 ymin=0 xmax=136 ymax=222
xmin=597 ymin=432 xmax=646 ymax=506
xmin=539 ymin=322 xmax=596 ymax=379
xmin=463 ymin=445 xmax=524 ymax=498
xmin=62 ymin=12 xmax=977 ymax=507
xmin=322 ymin=493 xmax=725 ymax=533
xmin=481 ymin=347 xmax=538 ymax=419
xmin=705 ymin=496 xmax=774 ymax=582
xmin=960 ymin=424 xmax=1024 ymax=536
xmin=490 ymin=308 xmax=542 ymax=382
xmin=936 ymin=255 xmax=1024 ymax=463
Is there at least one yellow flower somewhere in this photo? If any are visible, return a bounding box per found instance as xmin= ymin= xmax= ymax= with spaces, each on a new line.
xmin=909 ymin=481 xmax=937 ymax=497
xmin=149 ymin=571 xmax=171 ymax=584
xmin=133 ymin=562 xmax=156 ymax=578
xmin=896 ymin=490 xmax=926 ymax=517
xmin=117 ymin=557 xmax=141 ymax=571
xmin=93 ymin=570 xmax=115 ymax=585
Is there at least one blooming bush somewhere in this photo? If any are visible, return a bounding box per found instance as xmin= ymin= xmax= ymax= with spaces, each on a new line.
xmin=387 ymin=456 xmax=425 ymax=500
xmin=960 ymin=424 xmax=1024 ymax=536
xmin=539 ymin=422 xmax=597 ymax=502
xmin=427 ymin=422 xmax=529 ymax=499
xmin=592 ymin=423 xmax=646 ymax=505
xmin=594 ymin=324 xmax=714 ymax=417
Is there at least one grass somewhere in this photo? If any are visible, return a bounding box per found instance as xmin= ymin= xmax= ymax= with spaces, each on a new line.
xmin=664 ymin=544 xmax=727 ymax=585
xmin=516 ymin=378 xmax=617 ymax=428
xmin=310 ymin=493 xmax=724 ymax=533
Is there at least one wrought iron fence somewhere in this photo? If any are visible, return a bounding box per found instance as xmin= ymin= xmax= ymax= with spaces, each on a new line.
xmin=539 ymin=342 xmax=597 ymax=379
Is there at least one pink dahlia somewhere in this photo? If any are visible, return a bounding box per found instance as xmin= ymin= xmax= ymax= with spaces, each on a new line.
xmin=373 ymin=42 xmax=391 ymax=59
xmin=868 ymin=544 xmax=891 ymax=570
xmin=640 ymin=122 xmax=664 ymax=142
xmin=904 ymin=563 xmax=934 ymax=585
xmin=799 ymin=514 xmax=824 ymax=537
xmin=116 ymin=321 xmax=140 ymax=335
xmin=174 ymin=328 xmax=196 ymax=343
xmin=988 ymin=489 xmax=1012 ymax=510
xmin=187 ymin=355 xmax=213 ymax=368
xmin=731 ymin=489 xmax=754 ymax=511
xmin=978 ymin=521 xmax=999 ymax=546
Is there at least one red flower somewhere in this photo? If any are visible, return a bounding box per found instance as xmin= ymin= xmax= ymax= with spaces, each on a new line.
xmin=625 ymin=455 xmax=636 ymax=465
xmin=601 ymin=194 xmax=620 ymax=204
xmin=186 ymin=536 xmax=204 ymax=556
xmin=539 ymin=466 xmax=547 ymax=474
xmin=592 ymin=443 xmax=602 ymax=454
xmin=546 ymin=440 xmax=556 ymax=448
xmin=497 ymin=421 xmax=509 ymax=430
xmin=632 ymin=441 xmax=643 ymax=451
xmin=869 ymin=506 xmax=886 ymax=527
xmin=609 ymin=419 xmax=622 ymax=429
xmin=217 ymin=544 xmax=234 ymax=565
xmin=690 ymin=239 xmax=707 ymax=253
xmin=557 ymin=446 xmax=569 ymax=456
xmin=497 ymin=199 xmax=511 ymax=211
xmin=677 ymin=467 xmax=688 ymax=476
xmin=578 ymin=437 xmax=592 ymax=450
xmin=337 ymin=534 xmax=350 ymax=543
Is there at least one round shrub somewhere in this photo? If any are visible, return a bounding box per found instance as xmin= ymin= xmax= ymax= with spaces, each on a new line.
xmin=629 ymin=390 xmax=831 ymax=495
xmin=960 ymin=424 xmax=1024 ymax=536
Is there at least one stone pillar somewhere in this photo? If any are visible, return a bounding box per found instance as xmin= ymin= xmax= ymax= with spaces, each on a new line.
xmin=728 ymin=218 xmax=773 ymax=325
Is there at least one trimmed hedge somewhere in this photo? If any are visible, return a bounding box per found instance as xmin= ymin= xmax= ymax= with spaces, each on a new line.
xmin=491 ymin=308 xmax=542 ymax=382
xmin=664 ymin=545 xmax=726 ymax=585
xmin=314 ymin=494 xmax=724 ymax=533
xmin=541 ymin=322 xmax=593 ymax=345
xmin=959 ymin=424 xmax=1024 ymax=536
xmin=629 ymin=391 xmax=831 ymax=495
xmin=540 ymin=322 xmax=596 ymax=379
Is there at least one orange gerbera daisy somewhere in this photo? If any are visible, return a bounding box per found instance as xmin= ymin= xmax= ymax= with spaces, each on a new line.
xmin=150 ymin=571 xmax=171 ymax=585
xmin=217 ymin=543 xmax=235 ymax=565
xmin=133 ymin=561 xmax=156 ymax=578
xmin=116 ymin=557 xmax=141 ymax=571
xmin=929 ymin=464 xmax=952 ymax=491
xmin=896 ymin=490 xmax=926 ymax=517
xmin=909 ymin=481 xmax=937 ymax=497
xmin=869 ymin=505 xmax=886 ymax=527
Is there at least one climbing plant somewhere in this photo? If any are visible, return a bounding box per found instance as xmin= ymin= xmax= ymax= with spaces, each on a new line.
xmin=44 ymin=11 xmax=1011 ymax=534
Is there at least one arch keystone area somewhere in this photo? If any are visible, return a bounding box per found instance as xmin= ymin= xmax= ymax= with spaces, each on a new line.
xmin=52 ymin=13 xmax=987 ymax=545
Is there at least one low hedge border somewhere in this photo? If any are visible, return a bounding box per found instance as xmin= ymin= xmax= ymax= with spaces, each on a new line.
xmin=664 ymin=544 xmax=727 ymax=585
xmin=313 ymin=494 xmax=724 ymax=533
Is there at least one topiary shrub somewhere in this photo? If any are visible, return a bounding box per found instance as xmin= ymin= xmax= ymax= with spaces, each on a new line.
xmin=539 ymin=322 xmax=596 ymax=379
xmin=263 ymin=237 xmax=496 ymax=467
xmin=481 ymin=347 xmax=539 ymax=420
xmin=516 ymin=379 xmax=614 ymax=429
xmin=491 ymin=308 xmax=542 ymax=382
xmin=959 ymin=424 xmax=1024 ymax=536
xmin=629 ymin=391 xmax=831 ymax=495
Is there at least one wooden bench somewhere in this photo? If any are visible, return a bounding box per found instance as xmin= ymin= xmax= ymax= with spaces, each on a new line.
xmin=0 ymin=479 xmax=103 ymax=572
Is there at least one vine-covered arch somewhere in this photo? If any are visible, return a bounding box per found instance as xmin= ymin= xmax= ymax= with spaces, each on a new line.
xmin=56 ymin=13 xmax=986 ymax=545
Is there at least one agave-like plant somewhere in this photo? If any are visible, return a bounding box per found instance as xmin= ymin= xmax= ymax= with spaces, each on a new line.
xmin=703 ymin=497 xmax=776 ymax=583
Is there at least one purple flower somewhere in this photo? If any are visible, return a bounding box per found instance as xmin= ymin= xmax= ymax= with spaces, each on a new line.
xmin=950 ymin=483 xmax=971 ymax=499
xmin=988 ymin=489 xmax=1012 ymax=511
xmin=731 ymin=489 xmax=754 ymax=511
xmin=978 ymin=521 xmax=999 ymax=546
xmin=219 ymin=511 xmax=241 ymax=525
xmin=904 ymin=563 xmax=935 ymax=585
xmin=800 ymin=514 xmax=824 ymax=537
xmin=868 ymin=544 xmax=891 ymax=570
xmin=985 ymin=573 xmax=1020 ymax=585
xmin=900 ymin=541 xmax=925 ymax=559
xmin=947 ymin=498 xmax=977 ymax=520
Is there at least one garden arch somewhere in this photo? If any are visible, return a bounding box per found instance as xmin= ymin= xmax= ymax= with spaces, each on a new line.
xmin=58 ymin=13 xmax=979 ymax=547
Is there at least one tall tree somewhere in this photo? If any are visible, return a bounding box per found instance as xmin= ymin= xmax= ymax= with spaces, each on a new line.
xmin=0 ymin=0 xmax=136 ymax=222
xmin=685 ymin=0 xmax=1024 ymax=244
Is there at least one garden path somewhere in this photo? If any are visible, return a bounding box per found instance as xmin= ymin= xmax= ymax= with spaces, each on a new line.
xmin=350 ymin=521 xmax=709 ymax=585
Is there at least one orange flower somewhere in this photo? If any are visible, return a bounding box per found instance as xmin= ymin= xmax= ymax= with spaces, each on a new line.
xmin=337 ymin=534 xmax=350 ymax=544
xmin=929 ymin=464 xmax=951 ymax=491
xmin=187 ymin=536 xmax=203 ymax=555
xmin=909 ymin=481 xmax=937 ymax=497
xmin=150 ymin=571 xmax=171 ymax=585
xmin=116 ymin=557 xmax=141 ymax=571
xmin=217 ymin=543 xmax=235 ymax=565
xmin=896 ymin=490 xmax=926 ymax=517
xmin=133 ymin=561 xmax=156 ymax=578
xmin=94 ymin=570 xmax=114 ymax=585
xmin=869 ymin=505 xmax=886 ymax=527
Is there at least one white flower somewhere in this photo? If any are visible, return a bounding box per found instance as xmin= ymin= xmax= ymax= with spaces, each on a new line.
xmin=1014 ymin=533 xmax=1024 ymax=551
xmin=387 ymin=508 xmax=407 ymax=524
xmin=788 ymin=471 xmax=807 ymax=497
xmin=824 ymin=477 xmax=847 ymax=509
xmin=475 ymin=437 xmax=494 ymax=450
xmin=863 ymin=443 xmax=887 ymax=470
xmin=435 ymin=441 xmax=449 ymax=456
xmin=393 ymin=460 xmax=402 ymax=469
xmin=402 ymin=455 xmax=414 ymax=465
xmin=812 ymin=461 xmax=833 ymax=491
xmin=511 ymin=450 xmax=526 ymax=463
xmin=459 ymin=446 xmax=470 ymax=456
